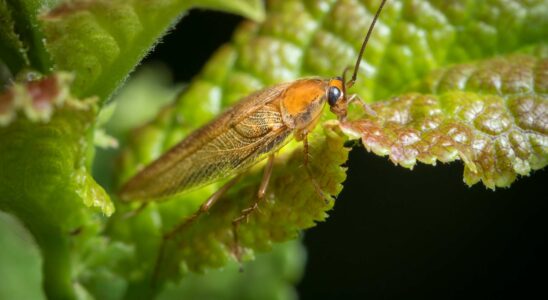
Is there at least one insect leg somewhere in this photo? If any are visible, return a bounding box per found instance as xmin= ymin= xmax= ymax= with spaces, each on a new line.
xmin=232 ymin=155 xmax=275 ymax=262
xmin=257 ymin=155 xmax=275 ymax=199
xmin=347 ymin=94 xmax=377 ymax=117
xmin=153 ymin=175 xmax=242 ymax=283
xmin=163 ymin=174 xmax=242 ymax=242
xmin=121 ymin=202 xmax=149 ymax=220
xmin=303 ymin=135 xmax=331 ymax=204
xmin=233 ymin=155 xmax=275 ymax=224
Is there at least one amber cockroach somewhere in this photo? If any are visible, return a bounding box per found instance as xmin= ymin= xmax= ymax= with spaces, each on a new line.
xmin=119 ymin=0 xmax=388 ymax=276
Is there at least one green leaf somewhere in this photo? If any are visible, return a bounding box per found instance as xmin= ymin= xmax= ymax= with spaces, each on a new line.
xmin=187 ymin=0 xmax=265 ymax=22
xmin=367 ymin=0 xmax=548 ymax=100
xmin=5 ymin=0 xmax=54 ymax=73
xmin=0 ymin=61 xmax=12 ymax=90
xmin=342 ymin=54 xmax=547 ymax=189
xmin=2 ymin=0 xmax=545 ymax=298
xmin=112 ymin=0 xmax=547 ymax=291
xmin=157 ymin=240 xmax=305 ymax=300
xmin=0 ymin=1 xmax=28 ymax=74
xmin=0 ymin=73 xmax=113 ymax=299
xmin=0 ymin=0 xmax=55 ymax=75
xmin=40 ymin=0 xmax=265 ymax=102
xmin=0 ymin=212 xmax=45 ymax=300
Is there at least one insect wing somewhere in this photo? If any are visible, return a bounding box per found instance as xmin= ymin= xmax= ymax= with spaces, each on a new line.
xmin=119 ymin=83 xmax=293 ymax=201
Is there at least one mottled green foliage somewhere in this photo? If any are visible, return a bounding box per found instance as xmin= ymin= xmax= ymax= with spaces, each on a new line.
xmin=0 ymin=0 xmax=546 ymax=299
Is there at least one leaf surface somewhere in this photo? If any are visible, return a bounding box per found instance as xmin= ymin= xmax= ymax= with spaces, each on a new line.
xmin=342 ymin=54 xmax=547 ymax=189
xmin=40 ymin=0 xmax=265 ymax=102
xmin=111 ymin=0 xmax=548 ymax=293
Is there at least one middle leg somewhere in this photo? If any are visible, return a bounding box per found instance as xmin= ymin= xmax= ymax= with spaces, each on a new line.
xmin=302 ymin=134 xmax=331 ymax=204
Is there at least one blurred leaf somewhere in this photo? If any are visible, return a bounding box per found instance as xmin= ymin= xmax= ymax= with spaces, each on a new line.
xmin=5 ymin=0 xmax=53 ymax=73
xmin=0 ymin=212 xmax=45 ymax=300
xmin=0 ymin=61 xmax=12 ymax=90
xmin=40 ymin=0 xmax=265 ymax=103
xmin=92 ymin=65 xmax=182 ymax=195
xmin=157 ymin=240 xmax=305 ymax=300
xmin=187 ymin=0 xmax=265 ymax=22
xmin=104 ymin=64 xmax=183 ymax=138
xmin=342 ymin=54 xmax=548 ymax=189
xmin=0 ymin=73 xmax=112 ymax=298
xmin=0 ymin=0 xmax=54 ymax=75
xmin=0 ymin=2 xmax=28 ymax=74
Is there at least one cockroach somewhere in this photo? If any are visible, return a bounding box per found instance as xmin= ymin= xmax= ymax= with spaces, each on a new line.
xmin=119 ymin=0 xmax=388 ymax=276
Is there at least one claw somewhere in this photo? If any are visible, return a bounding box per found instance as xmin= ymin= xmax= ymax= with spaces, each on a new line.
xmin=231 ymin=222 xmax=243 ymax=263
xmin=255 ymin=204 xmax=264 ymax=215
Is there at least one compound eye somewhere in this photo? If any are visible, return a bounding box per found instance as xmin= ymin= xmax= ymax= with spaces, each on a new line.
xmin=327 ymin=86 xmax=342 ymax=106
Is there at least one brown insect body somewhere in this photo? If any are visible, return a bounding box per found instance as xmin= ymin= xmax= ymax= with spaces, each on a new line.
xmin=119 ymin=77 xmax=341 ymax=201
xmin=119 ymin=0 xmax=388 ymax=280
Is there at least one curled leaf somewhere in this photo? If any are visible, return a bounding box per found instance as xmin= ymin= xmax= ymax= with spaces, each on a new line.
xmin=342 ymin=54 xmax=547 ymax=189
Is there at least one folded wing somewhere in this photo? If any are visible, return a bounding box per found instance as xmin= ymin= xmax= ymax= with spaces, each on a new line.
xmin=119 ymin=83 xmax=293 ymax=201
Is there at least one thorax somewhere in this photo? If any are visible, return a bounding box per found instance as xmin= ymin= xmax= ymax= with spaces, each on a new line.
xmin=278 ymin=78 xmax=328 ymax=131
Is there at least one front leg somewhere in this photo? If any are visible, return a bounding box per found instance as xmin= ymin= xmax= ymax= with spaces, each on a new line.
xmin=347 ymin=93 xmax=376 ymax=117
xmin=302 ymin=134 xmax=331 ymax=204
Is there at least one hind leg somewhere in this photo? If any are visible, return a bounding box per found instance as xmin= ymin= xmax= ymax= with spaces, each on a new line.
xmin=153 ymin=175 xmax=242 ymax=283
xmin=232 ymin=155 xmax=275 ymax=261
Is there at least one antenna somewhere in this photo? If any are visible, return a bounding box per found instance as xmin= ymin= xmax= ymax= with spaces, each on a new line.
xmin=348 ymin=0 xmax=387 ymax=87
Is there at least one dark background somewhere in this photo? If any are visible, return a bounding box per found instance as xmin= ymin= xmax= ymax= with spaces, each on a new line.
xmin=144 ymin=9 xmax=547 ymax=299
